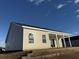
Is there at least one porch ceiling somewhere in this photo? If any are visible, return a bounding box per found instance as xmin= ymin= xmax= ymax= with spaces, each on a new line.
xmin=49 ymin=34 xmax=69 ymax=40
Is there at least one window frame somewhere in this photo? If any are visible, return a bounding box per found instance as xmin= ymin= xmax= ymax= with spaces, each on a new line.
xmin=42 ymin=35 xmax=47 ymax=43
xmin=28 ymin=33 xmax=34 ymax=43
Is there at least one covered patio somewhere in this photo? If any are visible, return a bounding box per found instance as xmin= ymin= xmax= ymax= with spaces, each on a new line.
xmin=49 ymin=34 xmax=72 ymax=48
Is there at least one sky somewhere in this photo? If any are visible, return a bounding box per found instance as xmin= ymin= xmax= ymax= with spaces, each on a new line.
xmin=0 ymin=0 xmax=79 ymax=47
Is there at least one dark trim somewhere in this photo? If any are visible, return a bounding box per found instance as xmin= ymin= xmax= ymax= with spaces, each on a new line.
xmin=13 ymin=22 xmax=66 ymax=33
xmin=21 ymin=26 xmax=23 ymax=51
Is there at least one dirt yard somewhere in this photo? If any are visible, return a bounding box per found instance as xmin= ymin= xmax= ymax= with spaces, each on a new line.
xmin=1 ymin=47 xmax=79 ymax=59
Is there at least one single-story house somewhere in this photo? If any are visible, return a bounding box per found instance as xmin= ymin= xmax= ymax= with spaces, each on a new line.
xmin=5 ymin=22 xmax=72 ymax=51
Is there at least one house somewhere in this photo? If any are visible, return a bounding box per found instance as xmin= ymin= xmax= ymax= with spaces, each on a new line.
xmin=5 ymin=22 xmax=72 ymax=51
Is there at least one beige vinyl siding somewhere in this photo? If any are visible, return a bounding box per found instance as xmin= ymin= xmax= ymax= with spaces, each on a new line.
xmin=23 ymin=28 xmax=51 ymax=50
xmin=58 ymin=38 xmax=63 ymax=47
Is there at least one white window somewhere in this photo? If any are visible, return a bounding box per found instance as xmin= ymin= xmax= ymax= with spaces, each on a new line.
xmin=42 ymin=35 xmax=46 ymax=43
xmin=29 ymin=33 xmax=34 ymax=43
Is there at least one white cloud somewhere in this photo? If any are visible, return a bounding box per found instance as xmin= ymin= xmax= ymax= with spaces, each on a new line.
xmin=77 ymin=15 xmax=79 ymax=18
xmin=74 ymin=32 xmax=79 ymax=35
xmin=76 ymin=9 xmax=79 ymax=12
xmin=57 ymin=4 xmax=66 ymax=9
xmin=74 ymin=0 xmax=79 ymax=4
xmin=28 ymin=0 xmax=51 ymax=5
xmin=35 ymin=0 xmax=45 ymax=5
xmin=75 ymin=9 xmax=79 ymax=18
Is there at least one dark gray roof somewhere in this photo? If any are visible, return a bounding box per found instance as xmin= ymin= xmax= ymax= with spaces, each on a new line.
xmin=14 ymin=22 xmax=65 ymax=32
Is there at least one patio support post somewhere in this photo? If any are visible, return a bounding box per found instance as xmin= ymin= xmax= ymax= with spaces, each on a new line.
xmin=63 ymin=35 xmax=66 ymax=48
xmin=68 ymin=36 xmax=72 ymax=47
xmin=56 ymin=34 xmax=59 ymax=48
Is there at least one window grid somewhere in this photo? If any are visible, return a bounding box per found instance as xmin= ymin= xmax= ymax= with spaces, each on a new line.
xmin=42 ymin=35 xmax=46 ymax=43
xmin=29 ymin=33 xmax=34 ymax=43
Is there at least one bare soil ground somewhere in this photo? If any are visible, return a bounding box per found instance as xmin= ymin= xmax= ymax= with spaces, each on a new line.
xmin=28 ymin=47 xmax=79 ymax=59
xmin=0 ymin=51 xmax=28 ymax=59
xmin=1 ymin=47 xmax=79 ymax=59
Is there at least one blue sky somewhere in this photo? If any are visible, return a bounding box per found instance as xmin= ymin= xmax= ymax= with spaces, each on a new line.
xmin=0 ymin=0 xmax=79 ymax=47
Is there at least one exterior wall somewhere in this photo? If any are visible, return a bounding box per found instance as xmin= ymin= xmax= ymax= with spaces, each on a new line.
xmin=22 ymin=26 xmax=70 ymax=50
xmin=54 ymin=39 xmax=58 ymax=47
xmin=58 ymin=38 xmax=63 ymax=47
xmin=5 ymin=23 xmax=23 ymax=51
xmin=53 ymin=38 xmax=62 ymax=48
xmin=23 ymin=28 xmax=51 ymax=50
